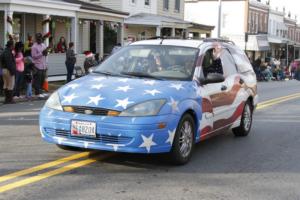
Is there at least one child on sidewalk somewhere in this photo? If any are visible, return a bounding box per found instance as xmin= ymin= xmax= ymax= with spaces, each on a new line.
xmin=24 ymin=57 xmax=34 ymax=100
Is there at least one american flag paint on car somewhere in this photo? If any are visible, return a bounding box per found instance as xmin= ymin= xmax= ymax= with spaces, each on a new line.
xmin=39 ymin=39 xmax=258 ymax=165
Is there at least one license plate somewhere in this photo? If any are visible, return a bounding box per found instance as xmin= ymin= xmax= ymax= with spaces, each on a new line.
xmin=71 ymin=120 xmax=96 ymax=137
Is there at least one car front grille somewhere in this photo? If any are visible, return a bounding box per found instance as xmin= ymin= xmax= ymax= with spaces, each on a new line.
xmin=65 ymin=106 xmax=109 ymax=116
xmin=44 ymin=128 xmax=132 ymax=145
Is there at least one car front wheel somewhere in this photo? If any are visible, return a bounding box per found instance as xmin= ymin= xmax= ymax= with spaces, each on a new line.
xmin=169 ymin=114 xmax=195 ymax=165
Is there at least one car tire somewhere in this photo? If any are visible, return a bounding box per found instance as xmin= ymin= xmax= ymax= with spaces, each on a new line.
xmin=232 ymin=100 xmax=253 ymax=137
xmin=56 ymin=144 xmax=82 ymax=151
xmin=169 ymin=114 xmax=195 ymax=165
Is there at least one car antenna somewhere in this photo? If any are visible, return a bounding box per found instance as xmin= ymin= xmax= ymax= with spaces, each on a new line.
xmin=146 ymin=36 xmax=165 ymax=44
xmin=160 ymin=38 xmax=164 ymax=45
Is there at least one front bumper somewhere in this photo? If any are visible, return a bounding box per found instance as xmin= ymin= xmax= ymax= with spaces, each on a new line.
xmin=39 ymin=107 xmax=180 ymax=153
xmin=253 ymin=94 xmax=259 ymax=110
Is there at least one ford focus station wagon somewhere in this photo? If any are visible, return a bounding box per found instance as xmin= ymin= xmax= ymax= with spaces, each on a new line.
xmin=40 ymin=39 xmax=258 ymax=165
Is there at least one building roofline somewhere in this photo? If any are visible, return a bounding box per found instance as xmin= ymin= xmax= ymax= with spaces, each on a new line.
xmin=189 ymin=22 xmax=215 ymax=30
xmin=0 ymin=0 xmax=81 ymax=10
xmin=269 ymin=8 xmax=285 ymax=16
xmin=62 ymin=0 xmax=129 ymax=16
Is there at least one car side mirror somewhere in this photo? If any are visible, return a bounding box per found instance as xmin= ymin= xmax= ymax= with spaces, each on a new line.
xmin=201 ymin=73 xmax=225 ymax=85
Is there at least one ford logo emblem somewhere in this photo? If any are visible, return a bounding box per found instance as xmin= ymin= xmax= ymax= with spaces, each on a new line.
xmin=84 ymin=110 xmax=93 ymax=115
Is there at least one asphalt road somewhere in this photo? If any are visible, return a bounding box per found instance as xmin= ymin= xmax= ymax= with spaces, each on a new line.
xmin=1 ymin=80 xmax=300 ymax=200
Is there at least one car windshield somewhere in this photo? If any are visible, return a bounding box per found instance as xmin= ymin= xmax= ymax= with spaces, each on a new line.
xmin=94 ymin=45 xmax=199 ymax=81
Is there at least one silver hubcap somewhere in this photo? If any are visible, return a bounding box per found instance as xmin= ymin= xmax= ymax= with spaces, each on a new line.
xmin=179 ymin=121 xmax=193 ymax=158
xmin=243 ymin=104 xmax=252 ymax=131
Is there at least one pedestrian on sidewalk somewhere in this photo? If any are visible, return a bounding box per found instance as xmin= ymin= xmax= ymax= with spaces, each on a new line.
xmin=83 ymin=51 xmax=96 ymax=74
xmin=13 ymin=42 xmax=25 ymax=99
xmin=65 ymin=42 xmax=76 ymax=83
xmin=24 ymin=56 xmax=34 ymax=100
xmin=291 ymin=61 xmax=297 ymax=79
xmin=94 ymin=53 xmax=102 ymax=65
xmin=1 ymin=41 xmax=16 ymax=104
xmin=31 ymin=33 xmax=48 ymax=98
xmin=0 ymin=45 xmax=4 ymax=96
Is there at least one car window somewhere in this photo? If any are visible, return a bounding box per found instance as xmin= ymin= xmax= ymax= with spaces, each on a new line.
xmin=202 ymin=48 xmax=224 ymax=78
xmin=220 ymin=49 xmax=237 ymax=77
xmin=94 ymin=45 xmax=199 ymax=81
xmin=229 ymin=47 xmax=253 ymax=73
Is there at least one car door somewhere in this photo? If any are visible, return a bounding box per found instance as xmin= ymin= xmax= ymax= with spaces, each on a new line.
xmin=200 ymin=44 xmax=244 ymax=132
xmin=211 ymin=47 xmax=244 ymax=131
xmin=198 ymin=45 xmax=231 ymax=138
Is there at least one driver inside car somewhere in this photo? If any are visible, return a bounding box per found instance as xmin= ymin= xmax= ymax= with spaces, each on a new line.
xmin=148 ymin=52 xmax=165 ymax=73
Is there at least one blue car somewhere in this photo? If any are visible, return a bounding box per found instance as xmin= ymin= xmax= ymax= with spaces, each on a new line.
xmin=40 ymin=39 xmax=258 ymax=164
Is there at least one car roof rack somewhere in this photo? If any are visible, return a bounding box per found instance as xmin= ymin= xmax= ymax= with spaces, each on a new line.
xmin=147 ymin=36 xmax=184 ymax=45
xmin=147 ymin=36 xmax=183 ymax=40
xmin=203 ymin=38 xmax=235 ymax=45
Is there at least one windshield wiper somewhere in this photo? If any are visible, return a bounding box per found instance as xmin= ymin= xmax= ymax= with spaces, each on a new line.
xmin=121 ymin=72 xmax=163 ymax=80
xmin=93 ymin=71 xmax=121 ymax=77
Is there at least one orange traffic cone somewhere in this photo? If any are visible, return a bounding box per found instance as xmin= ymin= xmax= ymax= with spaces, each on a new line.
xmin=43 ymin=78 xmax=49 ymax=92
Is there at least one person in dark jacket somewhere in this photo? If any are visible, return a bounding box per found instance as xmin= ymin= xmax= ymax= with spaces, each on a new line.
xmin=0 ymin=46 xmax=4 ymax=96
xmin=1 ymin=41 xmax=16 ymax=104
xmin=83 ymin=51 xmax=97 ymax=74
xmin=202 ymin=48 xmax=224 ymax=77
xmin=24 ymin=57 xmax=34 ymax=99
xmin=65 ymin=42 xmax=76 ymax=83
xmin=94 ymin=53 xmax=102 ymax=65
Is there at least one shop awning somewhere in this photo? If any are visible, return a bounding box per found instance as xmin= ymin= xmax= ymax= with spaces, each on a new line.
xmin=247 ymin=35 xmax=270 ymax=51
xmin=125 ymin=13 xmax=192 ymax=29
xmin=268 ymin=36 xmax=285 ymax=44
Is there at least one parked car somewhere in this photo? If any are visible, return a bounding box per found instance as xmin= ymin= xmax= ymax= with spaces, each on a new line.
xmin=39 ymin=38 xmax=258 ymax=165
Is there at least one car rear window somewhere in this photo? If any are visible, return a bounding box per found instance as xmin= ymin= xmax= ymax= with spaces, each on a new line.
xmin=230 ymin=48 xmax=254 ymax=73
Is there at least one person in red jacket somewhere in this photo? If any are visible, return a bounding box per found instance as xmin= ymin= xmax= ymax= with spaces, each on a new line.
xmin=56 ymin=36 xmax=67 ymax=53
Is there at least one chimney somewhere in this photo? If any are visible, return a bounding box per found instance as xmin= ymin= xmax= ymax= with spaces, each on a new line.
xmin=288 ymin=11 xmax=291 ymax=18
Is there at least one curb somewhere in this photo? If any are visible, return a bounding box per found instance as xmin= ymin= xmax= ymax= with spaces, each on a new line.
xmin=0 ymin=82 xmax=64 ymax=106
xmin=0 ymin=96 xmax=49 ymax=106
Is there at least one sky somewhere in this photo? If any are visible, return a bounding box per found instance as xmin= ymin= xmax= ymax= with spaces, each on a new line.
xmin=268 ymin=0 xmax=300 ymax=19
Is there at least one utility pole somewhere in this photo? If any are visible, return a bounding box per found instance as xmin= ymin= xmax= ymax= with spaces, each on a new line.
xmin=217 ymin=0 xmax=222 ymax=38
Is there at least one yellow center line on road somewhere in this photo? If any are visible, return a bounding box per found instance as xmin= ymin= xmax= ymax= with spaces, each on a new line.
xmin=257 ymin=93 xmax=300 ymax=110
xmin=0 ymin=153 xmax=113 ymax=194
xmin=0 ymin=152 xmax=92 ymax=184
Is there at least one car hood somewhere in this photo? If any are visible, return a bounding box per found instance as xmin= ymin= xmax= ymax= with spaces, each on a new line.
xmin=57 ymin=74 xmax=196 ymax=111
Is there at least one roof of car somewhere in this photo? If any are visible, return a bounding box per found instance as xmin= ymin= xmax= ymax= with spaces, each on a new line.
xmin=130 ymin=39 xmax=204 ymax=48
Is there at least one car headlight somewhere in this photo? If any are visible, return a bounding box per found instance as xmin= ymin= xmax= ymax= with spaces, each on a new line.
xmin=45 ymin=91 xmax=63 ymax=111
xmin=119 ymin=99 xmax=166 ymax=117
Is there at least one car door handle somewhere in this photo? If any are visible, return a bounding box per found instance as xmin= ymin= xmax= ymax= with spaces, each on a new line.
xmin=221 ymin=85 xmax=227 ymax=91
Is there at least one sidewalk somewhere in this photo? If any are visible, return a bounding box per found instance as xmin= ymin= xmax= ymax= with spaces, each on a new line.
xmin=0 ymin=81 xmax=64 ymax=105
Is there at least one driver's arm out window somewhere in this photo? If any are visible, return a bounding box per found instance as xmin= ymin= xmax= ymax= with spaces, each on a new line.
xmin=202 ymin=48 xmax=224 ymax=78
